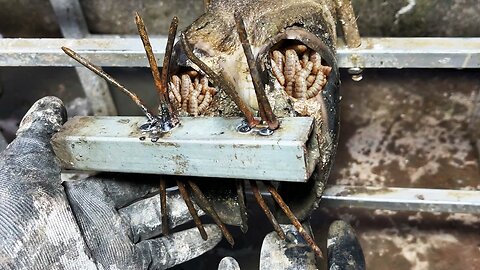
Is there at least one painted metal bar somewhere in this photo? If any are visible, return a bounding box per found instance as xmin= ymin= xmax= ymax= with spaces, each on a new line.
xmin=1 ymin=37 xmax=479 ymax=68
xmin=51 ymin=116 xmax=318 ymax=182
xmin=320 ymin=185 xmax=480 ymax=214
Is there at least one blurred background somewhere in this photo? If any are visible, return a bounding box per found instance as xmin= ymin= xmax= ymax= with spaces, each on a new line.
xmin=0 ymin=1 xmax=479 ymax=269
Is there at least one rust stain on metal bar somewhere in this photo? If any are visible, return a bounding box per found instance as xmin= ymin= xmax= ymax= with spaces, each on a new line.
xmin=335 ymin=0 xmax=361 ymax=48
xmin=236 ymin=180 xmax=248 ymax=233
xmin=177 ymin=179 xmax=208 ymax=240
xmin=61 ymin=46 xmax=156 ymax=122
xmin=265 ymin=182 xmax=323 ymax=258
xmin=180 ymin=32 xmax=259 ymax=128
xmin=234 ymin=12 xmax=279 ymax=130
xmin=250 ymin=181 xmax=286 ymax=240
xmin=159 ymin=178 xmax=169 ymax=235
xmin=187 ymin=180 xmax=235 ymax=246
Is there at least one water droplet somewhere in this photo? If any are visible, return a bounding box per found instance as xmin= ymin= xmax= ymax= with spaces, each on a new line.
xmin=348 ymin=67 xmax=363 ymax=82
xmin=351 ymin=74 xmax=363 ymax=81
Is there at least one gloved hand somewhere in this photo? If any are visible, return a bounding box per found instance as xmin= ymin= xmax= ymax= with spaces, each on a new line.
xmin=0 ymin=96 xmax=222 ymax=270
xmin=218 ymin=221 xmax=365 ymax=270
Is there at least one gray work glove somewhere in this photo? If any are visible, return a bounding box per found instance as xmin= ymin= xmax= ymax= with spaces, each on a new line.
xmin=219 ymin=222 xmax=365 ymax=270
xmin=0 ymin=97 xmax=222 ymax=270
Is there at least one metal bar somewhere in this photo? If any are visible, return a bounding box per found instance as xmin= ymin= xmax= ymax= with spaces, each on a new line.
xmin=51 ymin=116 xmax=318 ymax=182
xmin=50 ymin=0 xmax=117 ymax=116
xmin=2 ymin=37 xmax=478 ymax=69
xmin=321 ymin=185 xmax=480 ymax=214
xmin=49 ymin=0 xmax=89 ymax=38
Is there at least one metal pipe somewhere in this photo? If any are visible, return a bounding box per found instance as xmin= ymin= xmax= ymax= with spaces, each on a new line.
xmin=321 ymin=185 xmax=480 ymax=214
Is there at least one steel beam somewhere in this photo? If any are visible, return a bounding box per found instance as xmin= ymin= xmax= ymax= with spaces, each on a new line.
xmin=321 ymin=185 xmax=480 ymax=214
xmin=51 ymin=116 xmax=319 ymax=182
xmin=0 ymin=37 xmax=478 ymax=68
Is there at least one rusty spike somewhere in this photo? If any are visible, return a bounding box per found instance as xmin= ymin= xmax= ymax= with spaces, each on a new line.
xmin=135 ymin=13 xmax=178 ymax=126
xmin=265 ymin=182 xmax=324 ymax=259
xmin=161 ymin=16 xmax=180 ymax=120
xmin=236 ymin=180 xmax=248 ymax=233
xmin=234 ymin=12 xmax=279 ymax=130
xmin=61 ymin=46 xmax=156 ymax=122
xmin=250 ymin=181 xmax=285 ymax=240
xmin=180 ymin=33 xmax=259 ymax=128
xmin=187 ymin=180 xmax=235 ymax=246
xmin=159 ymin=178 xmax=169 ymax=235
xmin=177 ymin=179 xmax=208 ymax=240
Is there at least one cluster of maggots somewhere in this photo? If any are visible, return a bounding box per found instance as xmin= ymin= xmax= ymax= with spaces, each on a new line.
xmin=271 ymin=45 xmax=332 ymax=100
xmin=61 ymin=12 xmax=324 ymax=259
xmin=168 ymin=71 xmax=217 ymax=116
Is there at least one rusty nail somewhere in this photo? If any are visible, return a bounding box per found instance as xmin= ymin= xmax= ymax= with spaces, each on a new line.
xmin=265 ymin=182 xmax=324 ymax=258
xmin=61 ymin=46 xmax=156 ymax=122
xmin=234 ymin=12 xmax=279 ymax=130
xmin=236 ymin=180 xmax=248 ymax=233
xmin=159 ymin=178 xmax=169 ymax=235
xmin=180 ymin=32 xmax=259 ymax=128
xmin=135 ymin=13 xmax=178 ymax=127
xmin=177 ymin=179 xmax=208 ymax=240
xmin=250 ymin=181 xmax=285 ymax=240
xmin=160 ymin=16 xmax=180 ymax=121
xmin=187 ymin=180 xmax=235 ymax=246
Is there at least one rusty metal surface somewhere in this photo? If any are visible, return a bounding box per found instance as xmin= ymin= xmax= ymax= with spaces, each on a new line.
xmin=51 ymin=116 xmax=318 ymax=182
xmin=1 ymin=37 xmax=479 ymax=68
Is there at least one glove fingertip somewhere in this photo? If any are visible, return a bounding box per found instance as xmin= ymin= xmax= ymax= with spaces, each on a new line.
xmin=218 ymin=256 xmax=240 ymax=270
xmin=16 ymin=96 xmax=67 ymax=139
xmin=327 ymin=220 xmax=365 ymax=270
